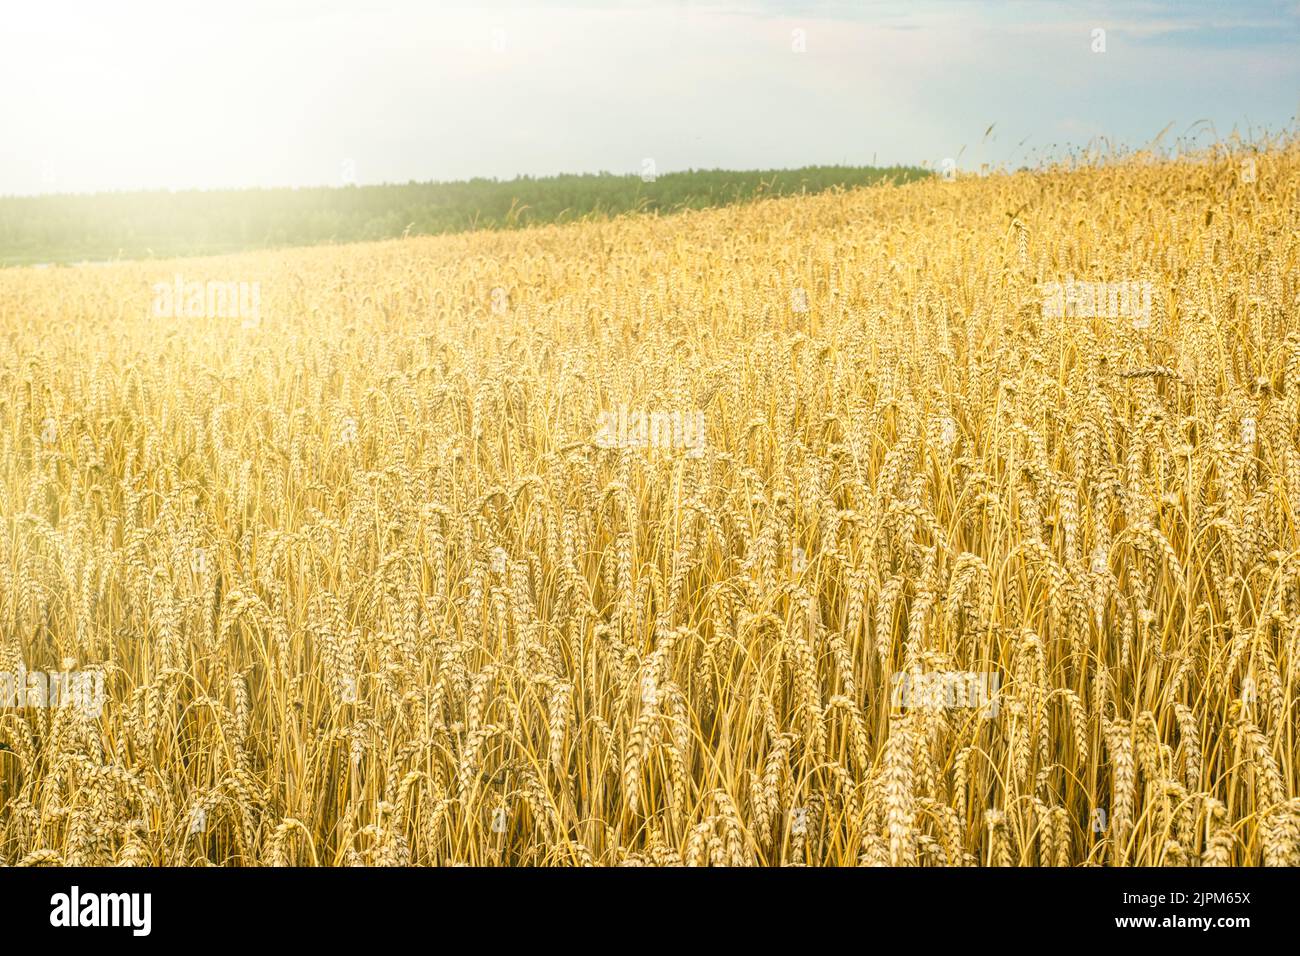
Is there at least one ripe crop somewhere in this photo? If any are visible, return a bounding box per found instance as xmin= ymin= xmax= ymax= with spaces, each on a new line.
xmin=1 ymin=144 xmax=1297 ymax=865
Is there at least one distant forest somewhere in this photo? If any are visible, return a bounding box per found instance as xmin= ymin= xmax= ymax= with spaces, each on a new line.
xmin=0 ymin=165 xmax=930 ymax=266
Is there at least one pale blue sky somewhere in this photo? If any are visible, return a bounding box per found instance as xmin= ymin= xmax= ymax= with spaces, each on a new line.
xmin=0 ymin=0 xmax=1295 ymax=195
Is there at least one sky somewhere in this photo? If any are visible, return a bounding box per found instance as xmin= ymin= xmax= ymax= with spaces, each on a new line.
xmin=0 ymin=0 xmax=1296 ymax=195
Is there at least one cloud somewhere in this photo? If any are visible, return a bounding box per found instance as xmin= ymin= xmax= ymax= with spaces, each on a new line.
xmin=0 ymin=0 xmax=1293 ymax=194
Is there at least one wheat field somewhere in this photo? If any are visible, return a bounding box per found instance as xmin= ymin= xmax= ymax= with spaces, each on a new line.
xmin=1 ymin=144 xmax=1298 ymax=866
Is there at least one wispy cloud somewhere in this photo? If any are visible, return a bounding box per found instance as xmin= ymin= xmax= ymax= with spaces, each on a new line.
xmin=0 ymin=0 xmax=1293 ymax=195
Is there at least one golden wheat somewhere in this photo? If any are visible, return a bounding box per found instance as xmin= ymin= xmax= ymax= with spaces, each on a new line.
xmin=0 ymin=144 xmax=1297 ymax=866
